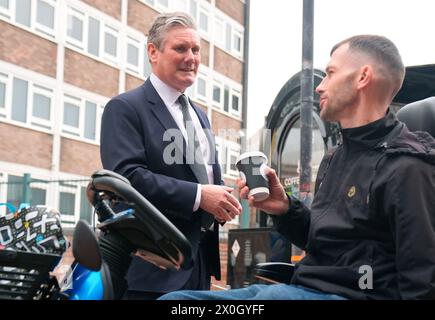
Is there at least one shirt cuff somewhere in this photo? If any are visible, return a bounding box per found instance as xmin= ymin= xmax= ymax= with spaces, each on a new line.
xmin=193 ymin=183 xmax=201 ymax=212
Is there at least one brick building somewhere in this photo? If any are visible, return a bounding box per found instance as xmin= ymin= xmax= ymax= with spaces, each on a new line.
xmin=0 ymin=0 xmax=249 ymax=288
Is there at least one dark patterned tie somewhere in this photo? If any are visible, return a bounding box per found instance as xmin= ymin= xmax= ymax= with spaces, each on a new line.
xmin=178 ymin=94 xmax=214 ymax=229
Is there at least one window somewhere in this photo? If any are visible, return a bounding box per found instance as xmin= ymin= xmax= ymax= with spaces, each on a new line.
xmin=29 ymin=179 xmax=48 ymax=206
xmin=62 ymin=94 xmax=103 ymax=142
xmin=84 ymin=101 xmax=96 ymax=140
xmin=127 ymin=43 xmax=138 ymax=67
xmin=32 ymin=85 xmax=52 ymax=127
xmin=4 ymin=174 xmax=48 ymax=213
xmin=31 ymin=188 xmax=46 ymax=206
xmin=11 ymin=77 xmax=28 ymax=123
xmin=67 ymin=8 xmax=84 ymax=47
xmin=6 ymin=175 xmax=24 ymax=211
xmin=87 ymin=17 xmax=100 ymax=56
xmin=223 ymin=85 xmax=230 ymax=112
xmin=66 ymin=7 xmax=121 ymax=65
xmin=189 ymin=0 xmax=197 ymax=20
xmin=63 ymin=102 xmax=79 ymax=128
xmin=211 ymin=75 xmax=242 ymax=118
xmin=0 ymin=0 xmax=9 ymax=9
xmin=214 ymin=17 xmax=224 ymax=47
xmin=6 ymin=75 xmax=54 ymax=128
xmin=225 ymin=23 xmax=232 ymax=52
xmin=195 ymin=72 xmax=207 ymax=101
xmin=144 ymin=43 xmax=152 ymax=78
xmin=280 ymin=118 xmax=326 ymax=196
xmin=198 ymin=7 xmax=209 ymax=33
xmin=233 ymin=30 xmax=243 ymax=57
xmin=4 ymin=0 xmax=55 ymax=36
xmin=0 ymin=83 xmax=5 ymax=109
xmin=231 ymin=89 xmax=241 ymax=115
xmin=0 ymin=73 xmax=6 ymax=112
xmin=213 ymin=17 xmax=244 ymax=59
xmin=0 ymin=0 xmax=9 ymax=18
xmin=103 ymin=25 xmax=118 ymax=60
xmin=196 ymin=77 xmax=206 ymax=99
xmin=35 ymin=0 xmax=55 ymax=34
xmin=59 ymin=191 xmax=75 ymax=222
xmin=63 ymin=96 xmax=80 ymax=135
xmin=212 ymin=81 xmax=222 ymax=106
xmin=232 ymin=94 xmax=239 ymax=112
xmin=15 ymin=0 xmax=31 ymax=27
xmin=127 ymin=37 xmax=140 ymax=73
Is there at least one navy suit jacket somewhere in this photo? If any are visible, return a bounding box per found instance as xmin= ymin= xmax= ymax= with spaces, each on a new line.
xmin=100 ymin=79 xmax=222 ymax=292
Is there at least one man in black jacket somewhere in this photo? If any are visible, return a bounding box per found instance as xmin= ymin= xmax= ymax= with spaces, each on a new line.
xmin=160 ymin=35 xmax=435 ymax=300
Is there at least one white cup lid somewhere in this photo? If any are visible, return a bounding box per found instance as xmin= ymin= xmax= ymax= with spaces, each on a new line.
xmin=236 ymin=151 xmax=268 ymax=165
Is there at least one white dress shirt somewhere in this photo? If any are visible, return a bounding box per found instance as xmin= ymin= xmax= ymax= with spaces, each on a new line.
xmin=150 ymin=73 xmax=214 ymax=212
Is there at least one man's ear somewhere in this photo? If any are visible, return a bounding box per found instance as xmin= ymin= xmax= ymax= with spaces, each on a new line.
xmin=357 ymin=65 xmax=372 ymax=89
xmin=147 ymin=43 xmax=158 ymax=64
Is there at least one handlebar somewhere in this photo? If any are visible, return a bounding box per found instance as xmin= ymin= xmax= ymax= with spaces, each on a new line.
xmin=88 ymin=170 xmax=192 ymax=270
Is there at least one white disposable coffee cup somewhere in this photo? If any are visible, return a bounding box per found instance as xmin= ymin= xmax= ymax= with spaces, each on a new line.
xmin=236 ymin=151 xmax=270 ymax=201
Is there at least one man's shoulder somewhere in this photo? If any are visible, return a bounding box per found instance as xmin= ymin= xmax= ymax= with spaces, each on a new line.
xmin=386 ymin=126 xmax=435 ymax=166
xmin=106 ymin=82 xmax=151 ymax=112
xmin=114 ymin=83 xmax=147 ymax=102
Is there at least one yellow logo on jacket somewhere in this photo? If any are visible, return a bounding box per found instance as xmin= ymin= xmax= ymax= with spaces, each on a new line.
xmin=348 ymin=186 xmax=356 ymax=198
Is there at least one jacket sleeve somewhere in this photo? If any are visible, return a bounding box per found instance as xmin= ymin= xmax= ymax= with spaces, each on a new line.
xmin=272 ymin=195 xmax=311 ymax=249
xmin=100 ymin=97 xmax=198 ymax=221
xmin=386 ymin=158 xmax=435 ymax=299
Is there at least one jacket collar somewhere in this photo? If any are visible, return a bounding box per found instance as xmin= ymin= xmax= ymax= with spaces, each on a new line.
xmin=340 ymin=108 xmax=399 ymax=151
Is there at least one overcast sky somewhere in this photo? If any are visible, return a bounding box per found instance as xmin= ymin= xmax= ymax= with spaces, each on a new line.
xmin=246 ymin=0 xmax=435 ymax=136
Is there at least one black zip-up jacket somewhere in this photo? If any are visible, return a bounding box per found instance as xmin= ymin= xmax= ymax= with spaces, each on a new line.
xmin=274 ymin=110 xmax=435 ymax=299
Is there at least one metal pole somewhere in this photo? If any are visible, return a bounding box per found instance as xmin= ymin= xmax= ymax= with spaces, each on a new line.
xmin=241 ymin=0 xmax=251 ymax=228
xmin=300 ymin=0 xmax=314 ymax=200
xmin=241 ymin=0 xmax=250 ymax=154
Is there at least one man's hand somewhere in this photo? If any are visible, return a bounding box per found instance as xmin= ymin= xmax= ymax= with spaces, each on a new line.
xmin=200 ymin=185 xmax=242 ymax=223
xmin=237 ymin=166 xmax=289 ymax=215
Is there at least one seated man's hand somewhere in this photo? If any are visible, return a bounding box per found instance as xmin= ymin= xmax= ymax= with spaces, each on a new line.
xmin=237 ymin=166 xmax=289 ymax=216
xmin=200 ymin=185 xmax=242 ymax=222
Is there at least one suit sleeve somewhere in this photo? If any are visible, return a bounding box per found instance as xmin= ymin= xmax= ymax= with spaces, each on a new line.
xmin=386 ymin=158 xmax=435 ymax=299
xmin=100 ymin=97 xmax=198 ymax=221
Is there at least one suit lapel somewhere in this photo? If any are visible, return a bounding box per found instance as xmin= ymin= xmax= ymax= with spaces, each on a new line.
xmin=144 ymin=79 xmax=179 ymax=132
xmin=144 ymin=80 xmax=186 ymax=159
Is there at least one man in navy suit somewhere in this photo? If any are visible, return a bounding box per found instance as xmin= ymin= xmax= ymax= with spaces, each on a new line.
xmin=100 ymin=12 xmax=242 ymax=299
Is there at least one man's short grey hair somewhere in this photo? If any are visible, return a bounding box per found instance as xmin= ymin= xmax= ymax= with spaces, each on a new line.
xmin=147 ymin=12 xmax=197 ymax=51
xmin=331 ymin=35 xmax=406 ymax=98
